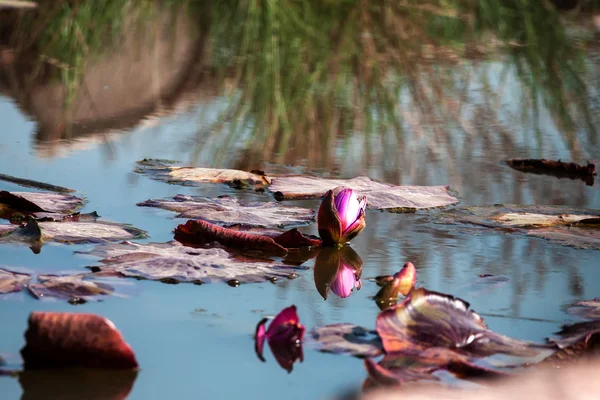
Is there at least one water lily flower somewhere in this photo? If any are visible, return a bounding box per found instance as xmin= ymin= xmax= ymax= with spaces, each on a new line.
xmin=317 ymin=188 xmax=367 ymax=246
xmin=313 ymin=247 xmax=363 ymax=300
xmin=374 ymin=262 xmax=417 ymax=310
xmin=254 ymin=305 xmax=305 ymax=373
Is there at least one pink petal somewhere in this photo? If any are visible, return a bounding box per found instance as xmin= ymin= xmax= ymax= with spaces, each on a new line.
xmin=330 ymin=264 xmax=359 ymax=298
xmin=254 ymin=318 xmax=268 ymax=362
xmin=334 ymin=189 xmax=360 ymax=232
xmin=266 ymin=306 xmax=300 ymax=340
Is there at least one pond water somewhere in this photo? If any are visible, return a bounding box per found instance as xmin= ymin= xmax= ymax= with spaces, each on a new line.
xmin=0 ymin=2 xmax=600 ymax=399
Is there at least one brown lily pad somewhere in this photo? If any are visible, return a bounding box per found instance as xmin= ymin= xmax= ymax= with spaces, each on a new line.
xmin=27 ymin=274 xmax=118 ymax=304
xmin=135 ymin=159 xmax=270 ymax=188
xmin=0 ymin=219 xmax=147 ymax=247
xmin=436 ymin=205 xmax=600 ymax=250
xmin=21 ymin=312 xmax=138 ymax=369
xmin=543 ymin=320 xmax=600 ymax=365
xmin=376 ymin=288 xmax=545 ymax=357
xmin=0 ymin=191 xmax=84 ymax=216
xmin=310 ymin=323 xmax=383 ymax=358
xmin=0 ymin=267 xmax=31 ymax=294
xmin=137 ymin=194 xmax=315 ymax=228
xmin=269 ymin=176 xmax=458 ymax=211
xmin=566 ymin=299 xmax=600 ymax=320
xmin=79 ymin=240 xmax=306 ymax=284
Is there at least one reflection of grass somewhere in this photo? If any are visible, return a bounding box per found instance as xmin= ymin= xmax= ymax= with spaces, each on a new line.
xmin=9 ymin=1 xmax=190 ymax=107
xmin=204 ymin=0 xmax=597 ymax=166
xmin=2 ymin=0 xmax=597 ymax=159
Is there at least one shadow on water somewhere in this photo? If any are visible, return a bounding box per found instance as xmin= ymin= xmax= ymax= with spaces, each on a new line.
xmin=0 ymin=1 xmax=599 ymax=399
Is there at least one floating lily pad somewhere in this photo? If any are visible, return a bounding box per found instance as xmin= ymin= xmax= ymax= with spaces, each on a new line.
xmin=436 ymin=205 xmax=600 ymax=250
xmin=566 ymin=299 xmax=600 ymax=320
xmin=138 ymin=194 xmax=315 ymax=228
xmin=0 ymin=267 xmax=31 ymax=294
xmin=310 ymin=324 xmax=383 ymax=358
xmin=376 ymin=288 xmax=543 ymax=357
xmin=0 ymin=219 xmax=147 ymax=247
xmin=0 ymin=173 xmax=75 ymax=193
xmin=0 ymin=191 xmax=84 ymax=215
xmin=21 ymin=312 xmax=138 ymax=369
xmin=269 ymin=176 xmax=458 ymax=211
xmin=79 ymin=240 xmax=306 ymax=284
xmin=27 ymin=274 xmax=118 ymax=304
xmin=544 ymin=320 xmax=600 ymax=365
xmin=135 ymin=159 xmax=270 ymax=188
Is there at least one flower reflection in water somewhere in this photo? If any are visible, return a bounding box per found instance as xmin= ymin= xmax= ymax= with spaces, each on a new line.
xmin=314 ymin=247 xmax=363 ymax=300
xmin=254 ymin=305 xmax=305 ymax=373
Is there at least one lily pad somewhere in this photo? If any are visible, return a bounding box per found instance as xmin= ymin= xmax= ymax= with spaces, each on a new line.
xmin=269 ymin=176 xmax=458 ymax=211
xmin=566 ymin=299 xmax=600 ymax=320
xmin=0 ymin=219 xmax=147 ymax=246
xmin=436 ymin=205 xmax=600 ymax=250
xmin=0 ymin=191 xmax=84 ymax=215
xmin=544 ymin=320 xmax=600 ymax=365
xmin=79 ymin=240 xmax=306 ymax=284
xmin=21 ymin=312 xmax=138 ymax=369
xmin=138 ymin=194 xmax=315 ymax=228
xmin=27 ymin=274 xmax=118 ymax=304
xmin=135 ymin=159 xmax=270 ymax=188
xmin=310 ymin=324 xmax=383 ymax=358
xmin=376 ymin=288 xmax=544 ymax=357
xmin=0 ymin=267 xmax=31 ymax=294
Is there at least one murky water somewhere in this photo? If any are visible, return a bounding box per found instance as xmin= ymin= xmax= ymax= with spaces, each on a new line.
xmin=1 ymin=2 xmax=600 ymax=399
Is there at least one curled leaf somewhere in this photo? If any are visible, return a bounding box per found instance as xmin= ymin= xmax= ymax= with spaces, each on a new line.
xmin=174 ymin=219 xmax=320 ymax=256
xmin=21 ymin=312 xmax=138 ymax=369
xmin=376 ymin=288 xmax=544 ymax=357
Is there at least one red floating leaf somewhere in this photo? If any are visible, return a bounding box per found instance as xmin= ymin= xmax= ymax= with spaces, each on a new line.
xmin=21 ymin=312 xmax=138 ymax=369
xmin=174 ymin=219 xmax=321 ymax=256
xmin=376 ymin=288 xmax=543 ymax=357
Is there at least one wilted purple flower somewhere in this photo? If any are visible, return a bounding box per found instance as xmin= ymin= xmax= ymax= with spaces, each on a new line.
xmin=318 ymin=188 xmax=367 ymax=246
xmin=254 ymin=306 xmax=305 ymax=373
